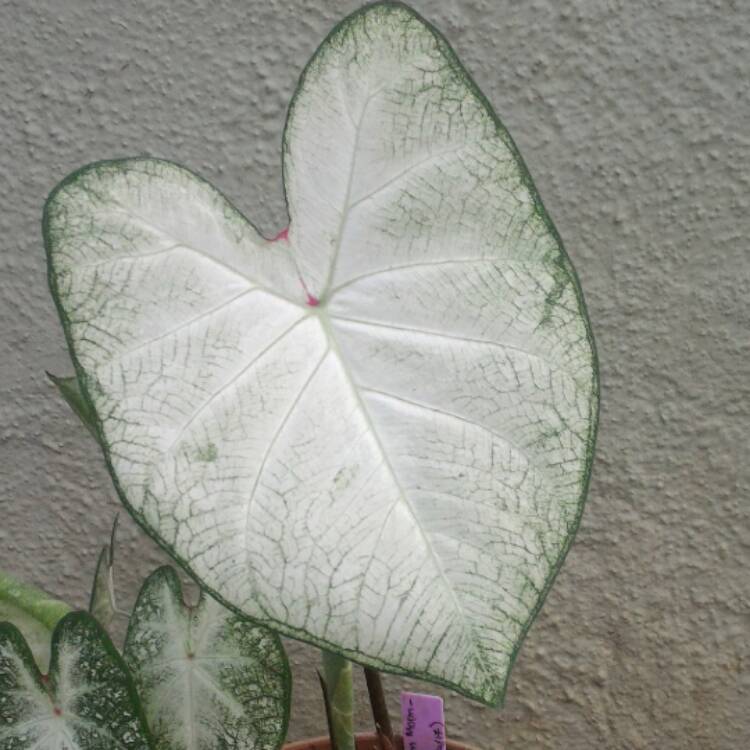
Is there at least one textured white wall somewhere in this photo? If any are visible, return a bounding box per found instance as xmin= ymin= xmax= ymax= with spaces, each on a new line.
xmin=1 ymin=1 xmax=747 ymax=747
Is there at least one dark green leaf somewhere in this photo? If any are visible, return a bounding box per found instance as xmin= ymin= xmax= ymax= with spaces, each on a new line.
xmin=0 ymin=612 xmax=152 ymax=749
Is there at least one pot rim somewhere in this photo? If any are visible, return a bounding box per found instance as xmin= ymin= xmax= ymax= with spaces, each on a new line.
xmin=282 ymin=733 xmax=479 ymax=750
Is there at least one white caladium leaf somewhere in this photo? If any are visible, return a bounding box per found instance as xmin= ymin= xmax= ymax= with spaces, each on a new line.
xmin=45 ymin=2 xmax=598 ymax=703
xmin=123 ymin=567 xmax=289 ymax=750
xmin=0 ymin=612 xmax=151 ymax=749
xmin=0 ymin=570 xmax=71 ymax=673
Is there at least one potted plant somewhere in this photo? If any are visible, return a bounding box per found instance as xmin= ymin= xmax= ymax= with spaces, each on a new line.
xmin=1 ymin=2 xmax=598 ymax=748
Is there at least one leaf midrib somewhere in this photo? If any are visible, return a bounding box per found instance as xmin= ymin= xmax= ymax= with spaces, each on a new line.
xmin=316 ymin=309 xmax=491 ymax=674
xmin=317 ymin=97 xmax=374 ymax=300
xmin=330 ymin=312 xmax=583 ymax=385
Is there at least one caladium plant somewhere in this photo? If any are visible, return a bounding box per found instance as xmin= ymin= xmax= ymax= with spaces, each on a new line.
xmin=124 ymin=567 xmax=290 ymax=750
xmin=0 ymin=612 xmax=152 ymax=750
xmin=38 ymin=0 xmax=597 ymax=745
xmin=0 ymin=560 xmax=290 ymax=750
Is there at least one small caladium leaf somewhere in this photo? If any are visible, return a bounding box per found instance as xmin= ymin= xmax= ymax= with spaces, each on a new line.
xmin=0 ymin=569 xmax=71 ymax=673
xmin=123 ymin=567 xmax=289 ymax=750
xmin=47 ymin=372 xmax=98 ymax=438
xmin=45 ymin=2 xmax=598 ymax=703
xmin=88 ymin=516 xmax=121 ymax=629
xmin=0 ymin=612 xmax=152 ymax=749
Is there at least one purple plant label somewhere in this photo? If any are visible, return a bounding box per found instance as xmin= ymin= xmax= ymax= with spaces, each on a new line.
xmin=400 ymin=692 xmax=446 ymax=750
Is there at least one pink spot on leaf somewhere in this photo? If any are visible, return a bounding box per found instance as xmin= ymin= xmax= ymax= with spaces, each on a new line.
xmin=306 ymin=294 xmax=320 ymax=307
xmin=53 ymin=707 xmax=62 ymax=717
xmin=271 ymin=227 xmax=289 ymax=242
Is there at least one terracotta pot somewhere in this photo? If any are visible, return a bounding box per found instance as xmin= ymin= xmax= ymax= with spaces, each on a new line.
xmin=283 ymin=734 xmax=475 ymax=750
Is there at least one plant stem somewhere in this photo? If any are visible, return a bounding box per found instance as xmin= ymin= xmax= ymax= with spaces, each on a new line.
xmin=364 ymin=667 xmax=394 ymax=748
xmin=317 ymin=671 xmax=339 ymax=750
xmin=322 ymin=651 xmax=356 ymax=750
